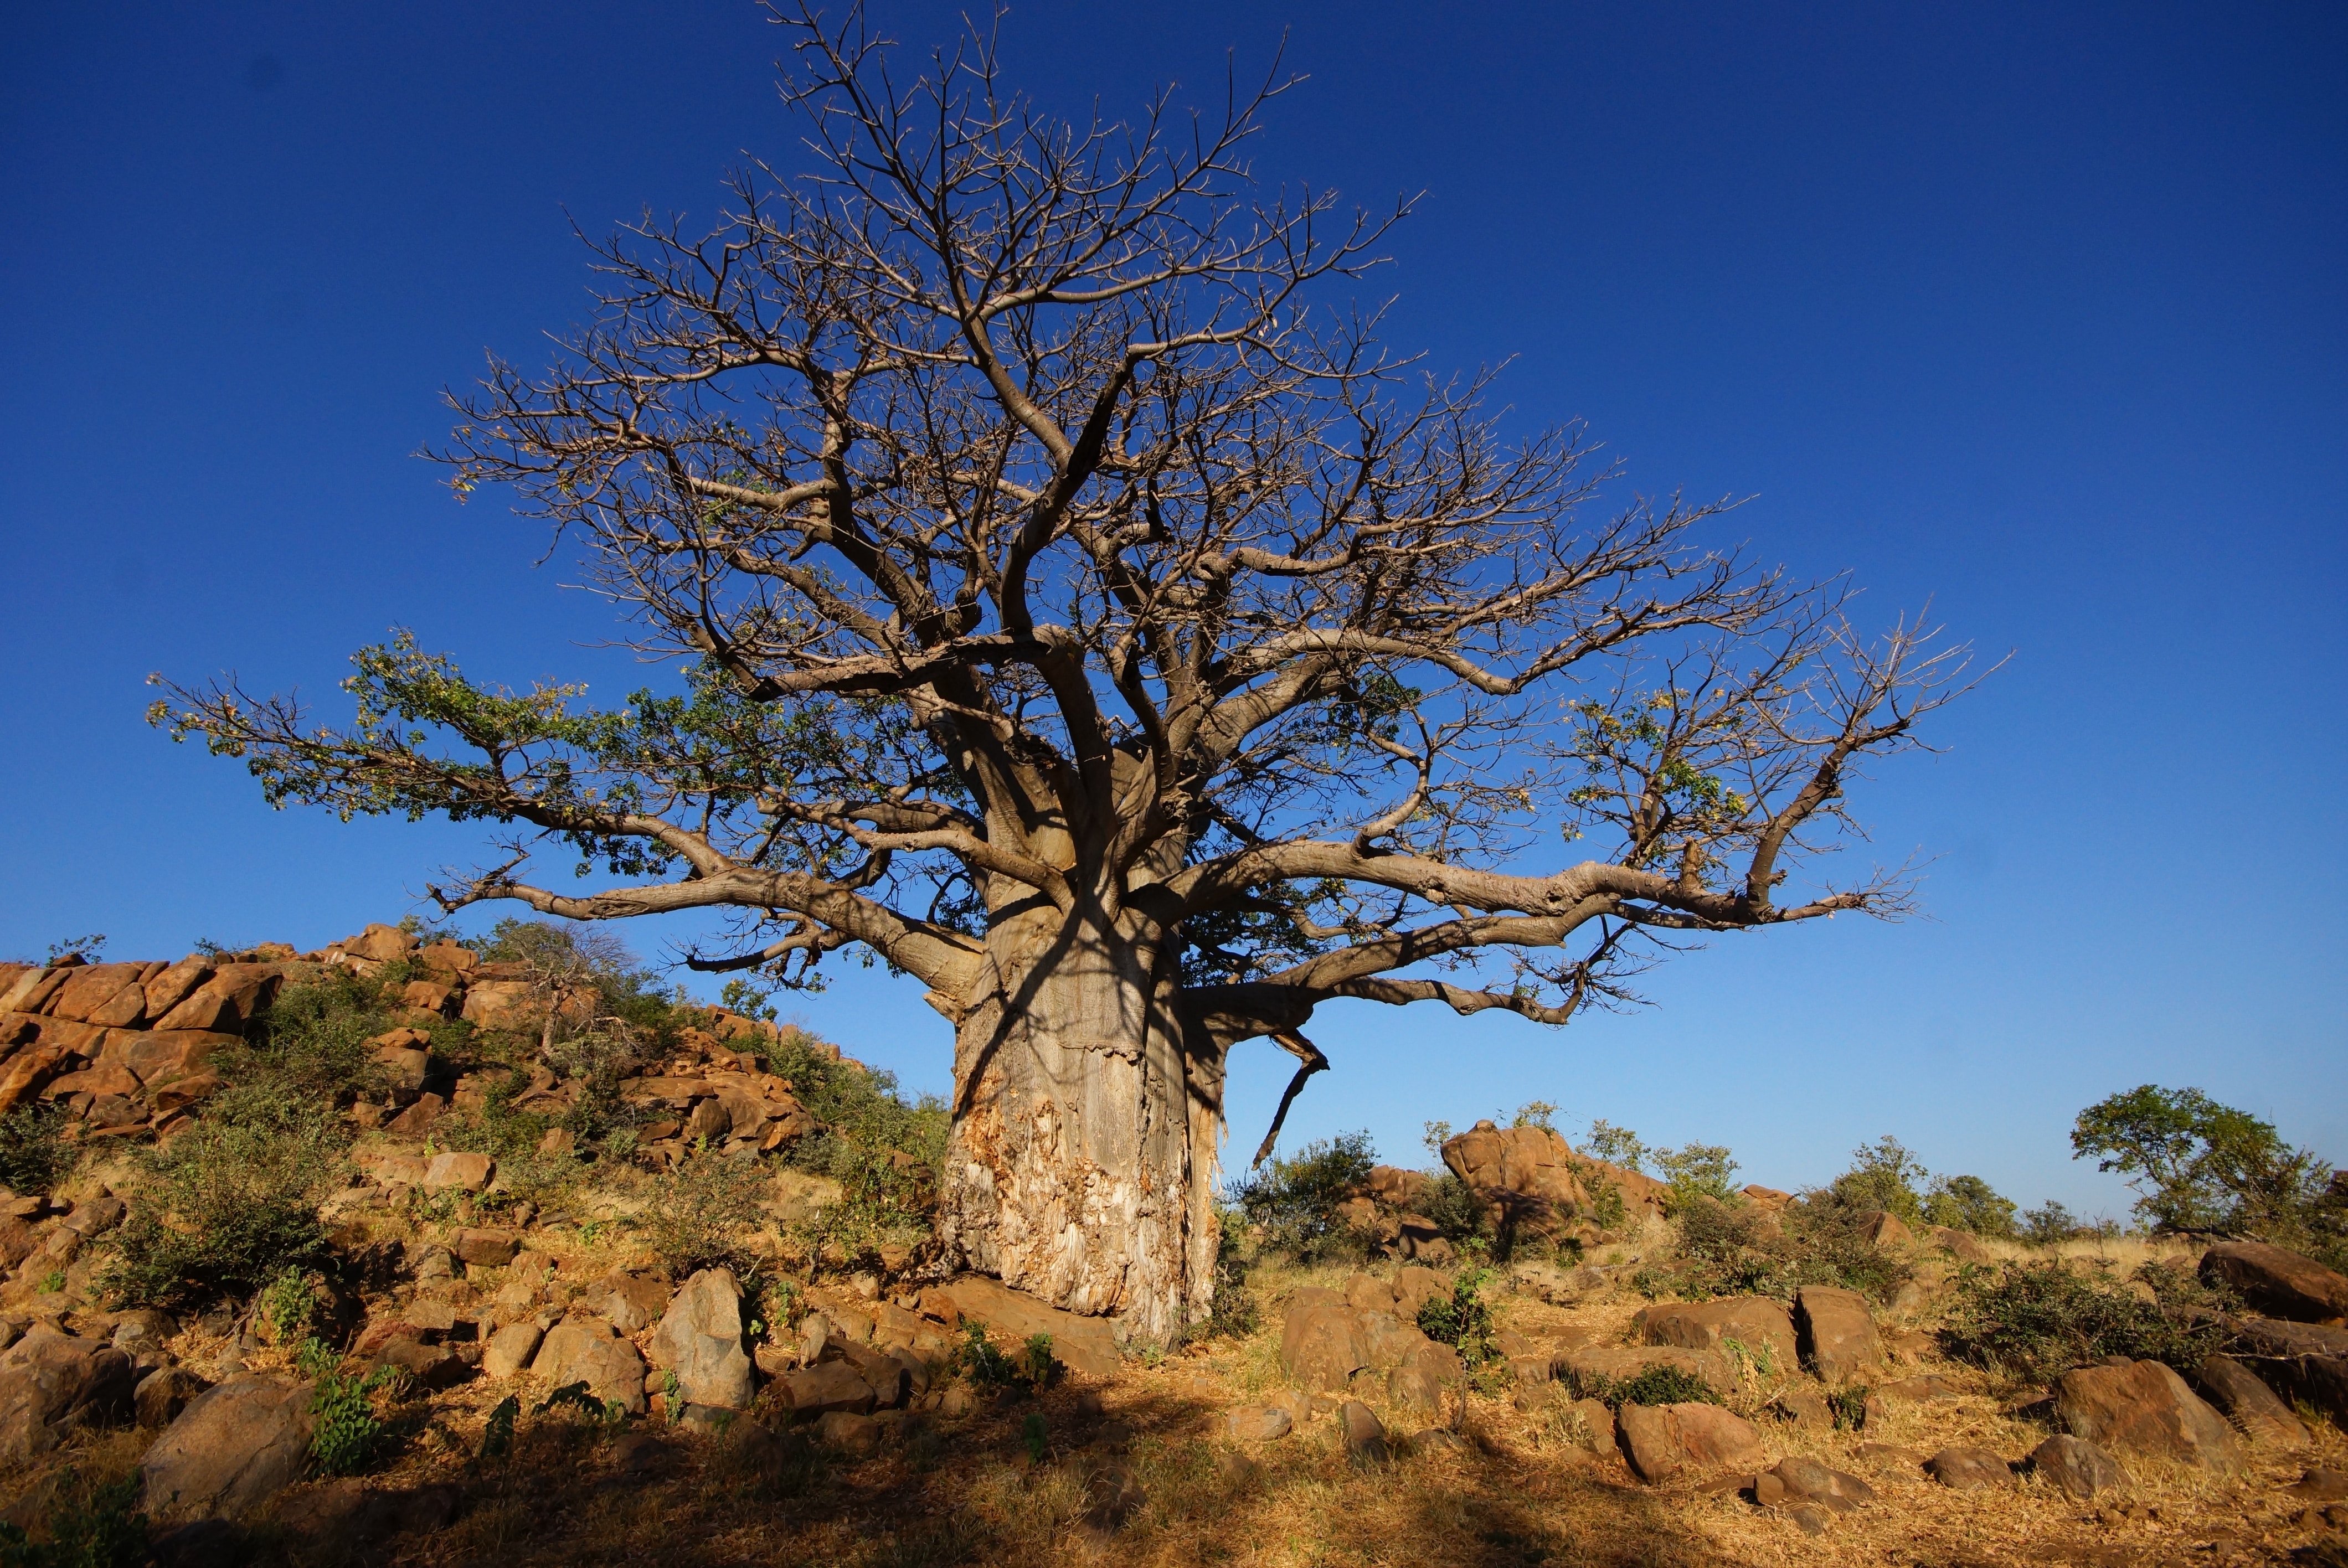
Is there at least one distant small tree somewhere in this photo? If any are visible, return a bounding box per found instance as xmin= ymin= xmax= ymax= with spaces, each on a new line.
xmin=1654 ymin=1142 xmax=1741 ymax=1210
xmin=1922 ymin=1173 xmax=2018 ymax=1238
xmin=1583 ymin=1119 xmax=1649 ymax=1174
xmin=2020 ymin=1199 xmax=2083 ymax=1247
xmin=1511 ymin=1101 xmax=1559 ymax=1132
xmin=1830 ymin=1134 xmax=1930 ymax=1224
xmin=2071 ymin=1085 xmax=2335 ymax=1246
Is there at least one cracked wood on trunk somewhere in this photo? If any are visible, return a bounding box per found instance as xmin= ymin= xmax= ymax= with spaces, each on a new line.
xmin=936 ymin=898 xmax=1226 ymax=1345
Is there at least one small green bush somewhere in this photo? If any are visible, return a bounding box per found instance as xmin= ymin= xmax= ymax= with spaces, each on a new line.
xmin=1642 ymin=1194 xmax=1914 ymax=1304
xmin=951 ymin=1323 xmax=1056 ymax=1395
xmin=97 ymin=1080 xmax=346 ymax=1309
xmin=1652 ymin=1143 xmax=1741 ymax=1213
xmin=307 ymin=1348 xmax=398 ymax=1476
xmin=1572 ymin=1363 xmax=1721 ymax=1409
xmin=1228 ymin=1131 xmax=1377 ymax=1261
xmin=1939 ymin=1258 xmax=2235 ymax=1384
xmin=639 ymin=1151 xmax=767 ymax=1279
xmin=0 ymin=1471 xmax=147 ymax=1568
xmin=1416 ymin=1267 xmax=1499 ymax=1366
xmin=1922 ymin=1173 xmax=2019 ymax=1238
xmin=1417 ymin=1169 xmax=1495 ymax=1249
xmin=0 ymin=1107 xmax=73 ymax=1196
xmin=1829 ymin=1135 xmax=1930 ymax=1225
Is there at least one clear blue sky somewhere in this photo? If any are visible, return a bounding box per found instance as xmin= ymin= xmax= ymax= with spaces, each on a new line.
xmin=4 ymin=2 xmax=2341 ymax=1221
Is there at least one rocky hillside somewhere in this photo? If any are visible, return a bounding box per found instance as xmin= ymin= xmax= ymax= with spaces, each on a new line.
xmin=0 ymin=925 xmax=2342 ymax=1566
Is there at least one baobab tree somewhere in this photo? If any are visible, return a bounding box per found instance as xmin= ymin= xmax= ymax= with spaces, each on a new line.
xmin=155 ymin=5 xmax=1971 ymax=1341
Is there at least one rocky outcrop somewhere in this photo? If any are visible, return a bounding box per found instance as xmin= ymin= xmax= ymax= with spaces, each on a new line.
xmin=1439 ymin=1121 xmax=1666 ymax=1240
xmin=2053 ymin=1360 xmax=2243 ymax=1473
xmin=1794 ymin=1285 xmax=1884 ymax=1382
xmin=2200 ymin=1241 xmax=2348 ymax=1324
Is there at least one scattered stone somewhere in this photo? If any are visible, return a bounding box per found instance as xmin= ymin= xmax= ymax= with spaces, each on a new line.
xmin=1281 ymin=1297 xmax=1371 ymax=1393
xmin=2288 ymin=1468 xmax=2348 ymax=1501
xmin=815 ymin=1409 xmax=881 ymax=1456
xmin=2028 ymin=1434 xmax=2130 ymax=1499
xmin=782 ymin=1361 xmax=876 ymax=1417
xmin=1225 ymin=1405 xmax=1293 ymax=1441
xmin=1081 ymin=1463 xmax=1146 ymax=1535
xmin=1338 ymin=1399 xmax=1388 ymax=1464
xmin=531 ymin=1320 xmax=647 ymax=1415
xmin=1567 ymin=1397 xmax=1619 ymax=1462
xmin=2196 ymin=1354 xmax=2311 ymax=1448
xmin=2054 ymin=1359 xmax=2243 ymax=1473
xmin=421 ymin=1152 xmax=493 ymax=1192
xmin=1561 ymin=1343 xmax=1736 ymax=1398
xmin=140 ymin=1375 xmax=313 ymax=1521
xmin=134 ymin=1366 xmax=209 ymax=1428
xmin=0 ymin=1324 xmax=136 ymax=1458
xmin=650 ymin=1267 xmax=755 ymax=1411
xmin=1616 ymin=1402 xmax=1765 ymax=1484
xmin=1771 ymin=1389 xmax=1833 ymax=1429
xmin=1768 ymin=1455 xmax=1876 ymax=1510
xmin=1386 ymin=1339 xmax=1464 ymax=1411
xmin=2199 ymin=1241 xmax=2348 ymax=1324
xmin=1794 ymin=1285 xmax=1884 ymax=1383
xmin=1636 ymin=1296 xmax=1798 ymax=1369
xmin=374 ymin=1336 xmax=468 ymax=1390
xmin=1923 ymin=1446 xmax=2010 ymax=1490
xmin=450 ymin=1228 xmax=520 ymax=1267
xmin=589 ymin=1271 xmax=672 ymax=1335
xmin=483 ymin=1323 xmax=543 ymax=1380
xmin=385 ymin=1094 xmax=445 ymax=1136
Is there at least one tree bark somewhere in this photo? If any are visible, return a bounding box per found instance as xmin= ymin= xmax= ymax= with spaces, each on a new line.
xmin=936 ymin=900 xmax=1227 ymax=1344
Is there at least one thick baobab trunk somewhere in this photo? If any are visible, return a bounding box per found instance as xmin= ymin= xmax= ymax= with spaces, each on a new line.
xmin=936 ymin=902 xmax=1226 ymax=1344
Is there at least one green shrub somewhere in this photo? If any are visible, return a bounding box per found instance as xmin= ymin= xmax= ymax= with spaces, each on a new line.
xmin=97 ymin=1081 xmax=346 ymax=1309
xmin=307 ymin=1347 xmax=398 ymax=1476
xmin=639 ymin=1151 xmax=767 ymax=1279
xmin=1829 ymin=1136 xmax=1930 ymax=1225
xmin=1939 ymin=1258 xmax=2235 ymax=1385
xmin=2071 ymin=1085 xmax=2343 ymax=1267
xmin=1652 ymin=1143 xmax=1741 ymax=1213
xmin=1826 ymin=1385 xmax=1870 ymax=1430
xmin=1923 ymin=1174 xmax=2019 ymax=1237
xmin=1416 ymin=1267 xmax=1499 ymax=1366
xmin=1228 ymin=1131 xmax=1377 ymax=1260
xmin=1571 ymin=1363 xmax=1721 ymax=1409
xmin=0 ymin=1107 xmax=73 ymax=1196
xmin=1642 ymin=1194 xmax=1914 ymax=1304
xmin=0 ymin=1471 xmax=147 ymax=1568
xmin=1416 ymin=1169 xmax=1493 ymax=1249
xmin=951 ymin=1323 xmax=1057 ymax=1395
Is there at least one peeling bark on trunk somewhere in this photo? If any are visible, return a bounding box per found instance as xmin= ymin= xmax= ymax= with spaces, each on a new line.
xmin=937 ymin=900 xmax=1226 ymax=1344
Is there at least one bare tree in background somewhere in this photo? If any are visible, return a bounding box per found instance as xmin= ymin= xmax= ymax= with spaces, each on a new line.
xmin=155 ymin=4 xmax=1975 ymax=1339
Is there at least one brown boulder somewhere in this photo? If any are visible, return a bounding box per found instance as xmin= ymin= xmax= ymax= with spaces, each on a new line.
xmin=1794 ymin=1285 xmax=1884 ymax=1382
xmin=0 ymin=1325 xmax=136 ymax=1457
xmin=1338 ymin=1399 xmax=1388 ymax=1463
xmin=530 ymin=1320 xmax=646 ymax=1415
xmin=140 ymin=1375 xmax=312 ymax=1521
xmin=781 ymin=1360 xmax=876 ymax=1417
xmin=1386 ymin=1339 xmax=1465 ymax=1411
xmin=2053 ymin=1359 xmax=2243 ymax=1473
xmin=586 ymin=1271 xmax=672 ymax=1334
xmin=421 ymin=1152 xmax=493 ymax=1191
xmin=1924 ymin=1445 xmax=2010 ymax=1489
xmin=133 ymin=1366 xmax=209 ymax=1428
xmin=140 ymin=958 xmax=213 ymax=1020
xmin=450 ymin=1228 xmax=521 ymax=1267
xmin=45 ymin=964 xmax=147 ymax=1025
xmin=2200 ymin=1241 xmax=2348 ymax=1324
xmin=1440 ymin=1120 xmax=1667 ymax=1238
xmin=2196 ymin=1354 xmax=2310 ymax=1448
xmin=1766 ymin=1454 xmax=1876 ymax=1510
xmin=1616 ymin=1402 xmax=1765 ymax=1483
xmin=1562 ymin=1343 xmax=1737 ymax=1397
xmin=1225 ymin=1404 xmax=1294 ymax=1441
xmin=1281 ymin=1299 xmax=1371 ymax=1392
xmin=648 ymin=1267 xmax=755 ymax=1412
xmin=153 ymin=962 xmax=280 ymax=1032
xmin=340 ymin=924 xmax=417 ymax=964
xmin=1636 ymin=1296 xmax=1797 ymax=1370
xmin=2027 ymin=1434 xmax=2129 ymax=1499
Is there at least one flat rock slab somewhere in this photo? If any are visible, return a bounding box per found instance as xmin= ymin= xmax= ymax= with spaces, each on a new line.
xmin=1636 ymin=1297 xmax=1798 ymax=1370
xmin=1618 ymin=1401 xmax=1764 ymax=1483
xmin=2200 ymin=1241 xmax=2348 ymax=1324
xmin=934 ymin=1276 xmax=1121 ymax=1378
xmin=2028 ymin=1434 xmax=2129 ymax=1499
xmin=141 ymin=1375 xmax=313 ymax=1521
xmin=2054 ymin=1360 xmax=2243 ymax=1474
